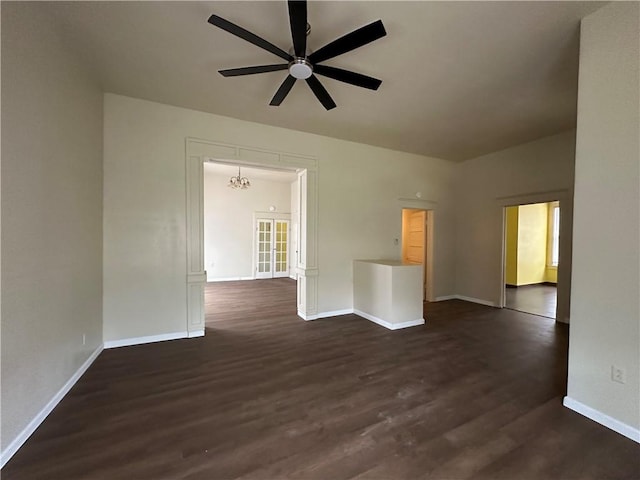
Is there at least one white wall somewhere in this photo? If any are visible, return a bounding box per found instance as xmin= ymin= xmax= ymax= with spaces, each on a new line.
xmin=1 ymin=3 xmax=103 ymax=454
xmin=290 ymin=179 xmax=300 ymax=279
xmin=455 ymin=130 xmax=575 ymax=321
xmin=566 ymin=1 xmax=639 ymax=435
xmin=103 ymin=94 xmax=457 ymax=342
xmin=203 ymin=166 xmax=291 ymax=281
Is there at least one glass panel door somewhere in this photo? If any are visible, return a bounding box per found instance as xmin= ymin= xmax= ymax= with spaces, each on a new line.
xmin=274 ymin=220 xmax=289 ymax=278
xmin=256 ymin=219 xmax=272 ymax=279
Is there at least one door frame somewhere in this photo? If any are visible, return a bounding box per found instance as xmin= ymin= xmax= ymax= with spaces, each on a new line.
xmin=398 ymin=198 xmax=436 ymax=302
xmin=401 ymin=208 xmax=434 ymax=302
xmin=253 ymin=213 xmax=291 ymax=279
xmin=497 ymin=189 xmax=572 ymax=323
xmin=185 ymin=138 xmax=319 ymax=336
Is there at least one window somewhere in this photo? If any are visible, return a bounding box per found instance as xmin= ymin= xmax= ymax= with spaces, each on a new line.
xmin=549 ymin=204 xmax=560 ymax=266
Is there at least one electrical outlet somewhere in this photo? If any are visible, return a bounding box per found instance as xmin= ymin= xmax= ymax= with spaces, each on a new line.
xmin=611 ymin=365 xmax=626 ymax=384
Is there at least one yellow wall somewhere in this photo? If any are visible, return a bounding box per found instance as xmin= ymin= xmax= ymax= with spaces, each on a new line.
xmin=544 ymin=201 xmax=560 ymax=283
xmin=517 ymin=203 xmax=548 ymax=285
xmin=545 ymin=267 xmax=558 ymax=283
xmin=506 ymin=202 xmax=558 ymax=286
xmin=505 ymin=206 xmax=519 ymax=285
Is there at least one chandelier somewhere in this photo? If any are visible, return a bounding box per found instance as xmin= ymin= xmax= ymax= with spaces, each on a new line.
xmin=228 ymin=166 xmax=250 ymax=189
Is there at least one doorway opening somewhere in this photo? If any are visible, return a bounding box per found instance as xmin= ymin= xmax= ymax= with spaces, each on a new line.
xmin=185 ymin=138 xmax=319 ymax=335
xmin=255 ymin=217 xmax=290 ymax=279
xmin=503 ymin=201 xmax=560 ymax=319
xmin=203 ymin=161 xmax=299 ymax=327
xmin=401 ymin=208 xmax=434 ymax=302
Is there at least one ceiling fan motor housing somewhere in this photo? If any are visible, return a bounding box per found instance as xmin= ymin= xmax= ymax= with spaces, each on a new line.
xmin=289 ymin=58 xmax=313 ymax=79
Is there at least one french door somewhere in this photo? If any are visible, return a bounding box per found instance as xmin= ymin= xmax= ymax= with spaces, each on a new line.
xmin=256 ymin=219 xmax=289 ymax=279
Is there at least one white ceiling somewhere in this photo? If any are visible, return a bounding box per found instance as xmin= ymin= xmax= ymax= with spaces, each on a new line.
xmin=204 ymin=161 xmax=298 ymax=183
xmin=44 ymin=1 xmax=604 ymax=161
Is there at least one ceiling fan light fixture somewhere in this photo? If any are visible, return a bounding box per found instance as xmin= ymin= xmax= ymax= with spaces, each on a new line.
xmin=289 ymin=58 xmax=313 ymax=79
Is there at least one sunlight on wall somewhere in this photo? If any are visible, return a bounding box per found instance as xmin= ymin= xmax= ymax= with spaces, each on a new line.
xmin=517 ymin=203 xmax=548 ymax=285
xmin=505 ymin=202 xmax=557 ymax=286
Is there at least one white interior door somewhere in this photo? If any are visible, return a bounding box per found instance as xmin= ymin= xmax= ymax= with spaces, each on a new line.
xmin=255 ymin=218 xmax=289 ymax=279
xmin=273 ymin=220 xmax=290 ymax=278
xmin=256 ymin=219 xmax=273 ymax=279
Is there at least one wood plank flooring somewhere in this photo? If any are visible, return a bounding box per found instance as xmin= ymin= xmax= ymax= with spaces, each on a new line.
xmin=3 ymin=280 xmax=639 ymax=479
xmin=205 ymin=278 xmax=297 ymax=324
xmin=505 ymin=284 xmax=557 ymax=319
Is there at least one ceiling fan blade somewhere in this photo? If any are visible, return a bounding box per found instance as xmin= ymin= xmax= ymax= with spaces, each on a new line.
xmin=306 ymin=75 xmax=336 ymax=110
xmin=288 ymin=1 xmax=307 ymax=58
xmin=270 ymin=75 xmax=297 ymax=106
xmin=208 ymin=14 xmax=293 ymax=62
xmin=308 ymin=20 xmax=386 ymax=64
xmin=313 ymin=65 xmax=382 ymax=90
xmin=219 ymin=64 xmax=289 ymax=77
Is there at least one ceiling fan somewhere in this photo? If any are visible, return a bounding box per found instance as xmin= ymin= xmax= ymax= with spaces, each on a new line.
xmin=208 ymin=1 xmax=386 ymax=110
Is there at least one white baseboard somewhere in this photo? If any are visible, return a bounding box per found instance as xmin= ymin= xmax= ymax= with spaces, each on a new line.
xmin=104 ymin=331 xmax=189 ymax=349
xmin=299 ymin=308 xmax=354 ymax=321
xmin=0 ymin=344 xmax=103 ymax=468
xmin=319 ymin=309 xmax=354 ymax=318
xmin=435 ymin=295 xmax=457 ymax=301
xmin=188 ymin=329 xmax=205 ymax=338
xmin=354 ymin=309 xmax=425 ymax=330
xmin=298 ymin=310 xmax=317 ymax=321
xmin=435 ymin=294 xmax=496 ymax=307
xmin=563 ymin=396 xmax=640 ymax=443
xmin=454 ymin=295 xmax=497 ymax=307
xmin=207 ymin=276 xmax=255 ymax=283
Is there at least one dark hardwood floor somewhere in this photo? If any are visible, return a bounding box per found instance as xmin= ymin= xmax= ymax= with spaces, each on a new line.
xmin=505 ymin=284 xmax=557 ymax=319
xmin=205 ymin=278 xmax=297 ymax=324
xmin=3 ymin=280 xmax=639 ymax=479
